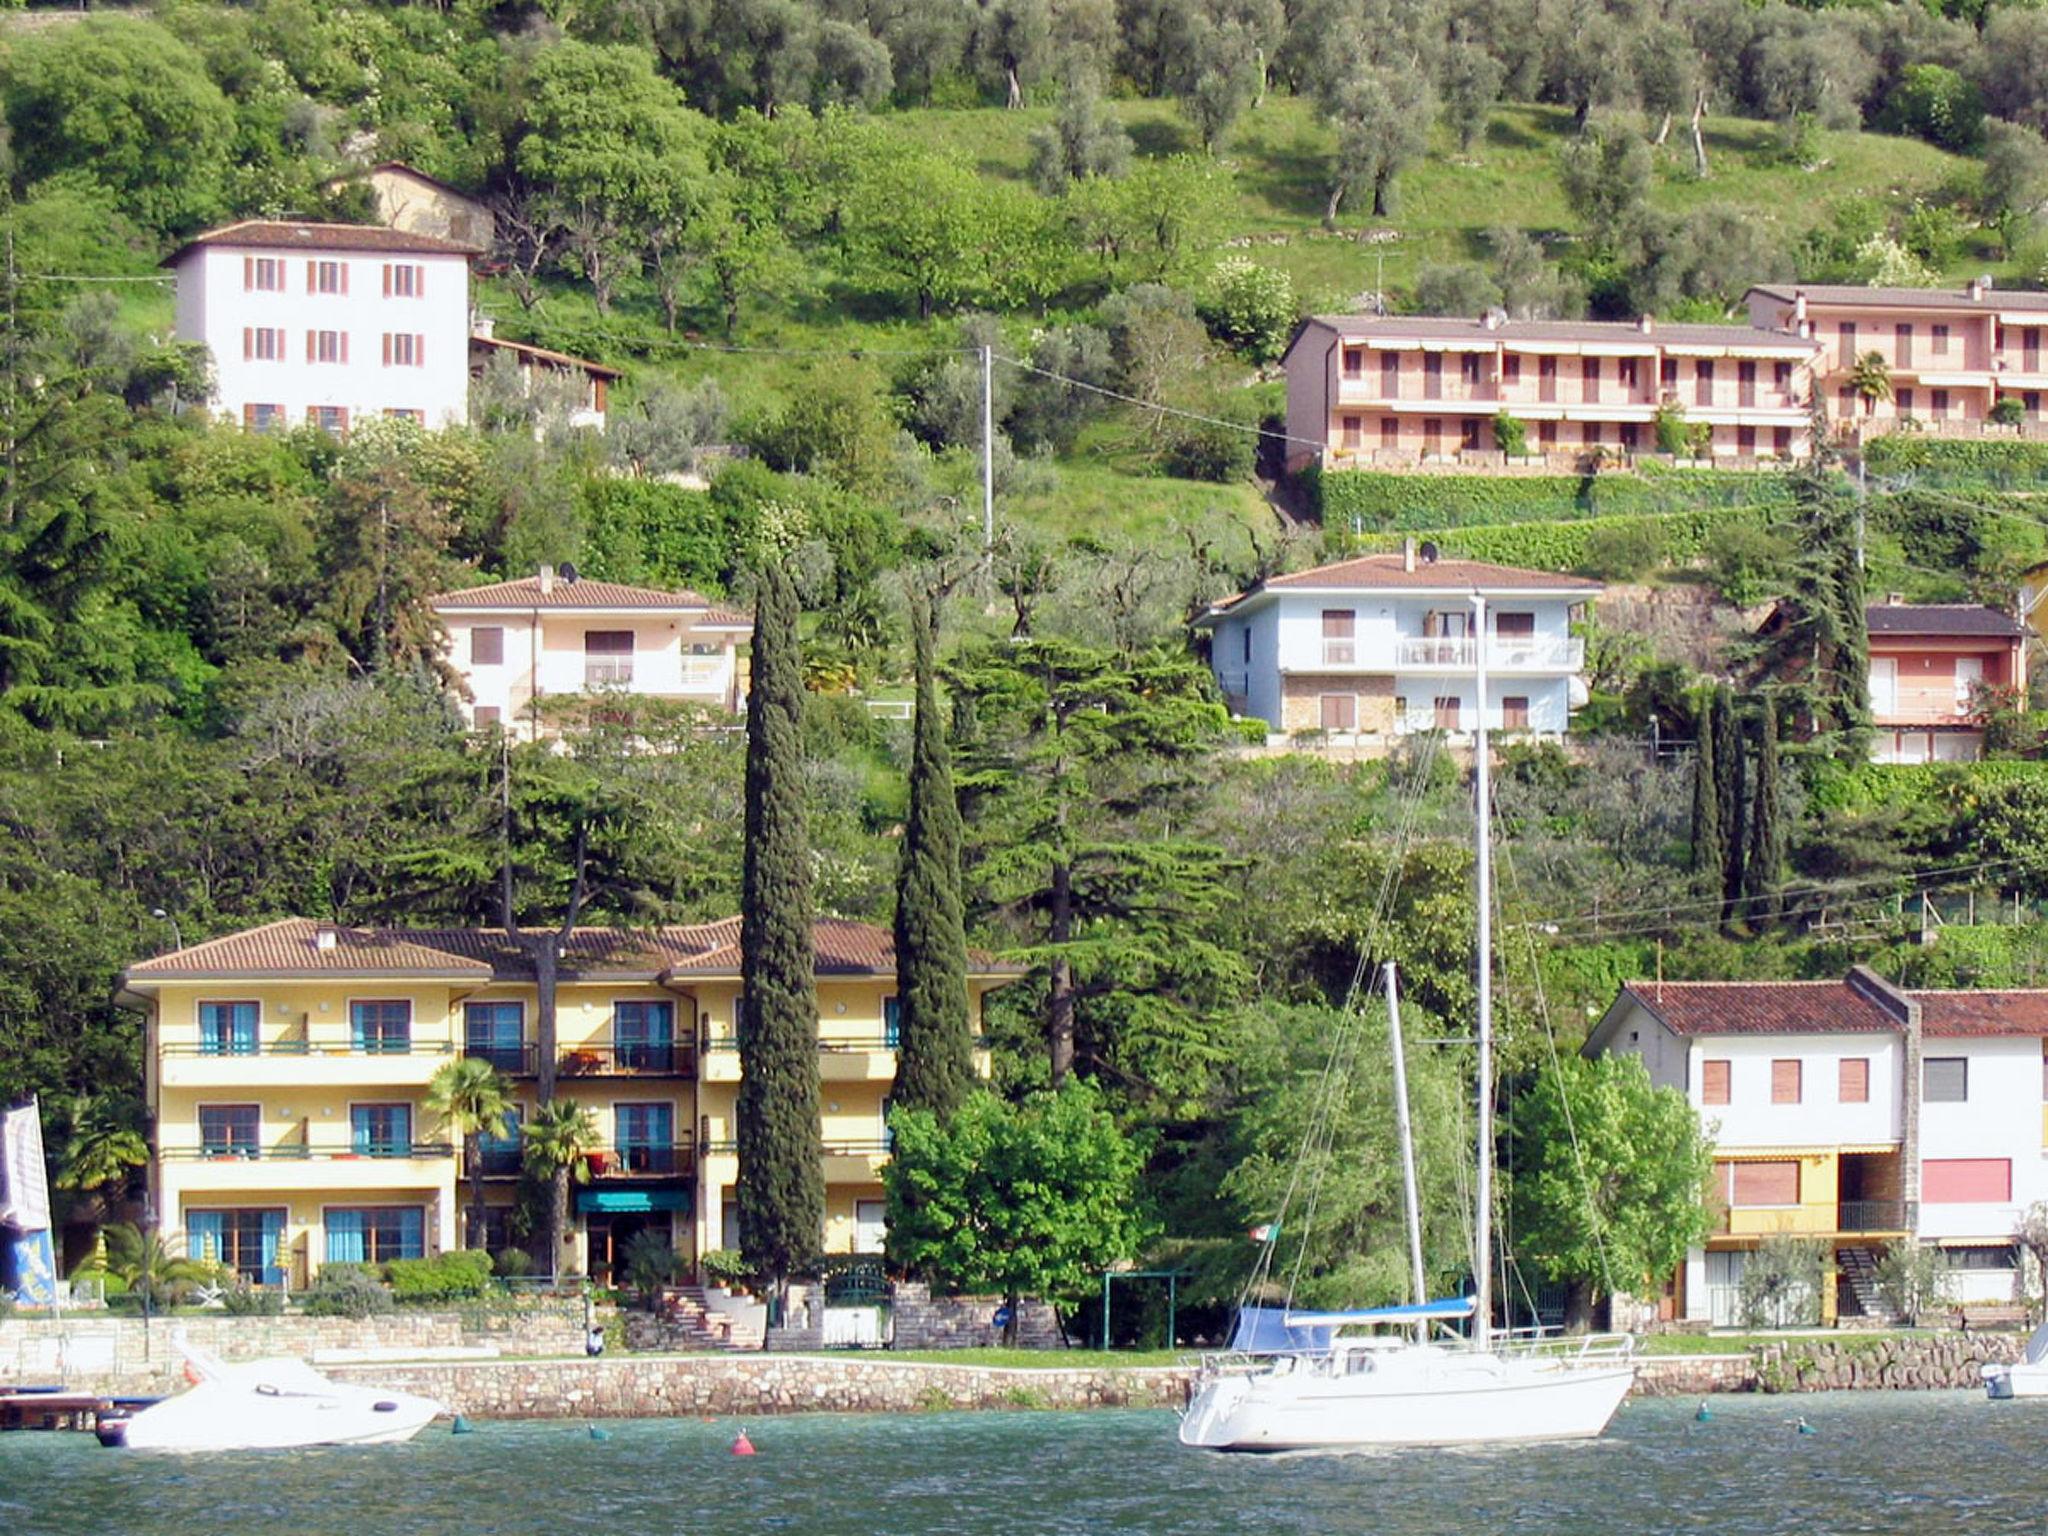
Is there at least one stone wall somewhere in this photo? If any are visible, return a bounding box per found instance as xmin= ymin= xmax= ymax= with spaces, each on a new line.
xmin=0 ymin=1307 xmax=590 ymax=1394
xmin=327 ymin=1354 xmax=1192 ymax=1418
xmin=1751 ymin=1334 xmax=2022 ymax=1393
xmin=888 ymin=1283 xmax=1063 ymax=1350
xmin=1633 ymin=1354 xmax=1757 ymax=1397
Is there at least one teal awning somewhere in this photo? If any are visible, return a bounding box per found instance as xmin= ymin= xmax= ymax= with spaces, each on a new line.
xmin=578 ymin=1189 xmax=690 ymax=1214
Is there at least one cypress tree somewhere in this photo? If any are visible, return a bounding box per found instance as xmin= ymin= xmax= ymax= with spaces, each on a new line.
xmin=1743 ymin=700 xmax=1784 ymax=924
xmin=1690 ymin=689 xmax=1720 ymax=875
xmin=736 ymin=556 xmax=824 ymax=1302
xmin=891 ymin=587 xmax=975 ymax=1117
xmin=1712 ymin=684 xmax=1746 ymax=917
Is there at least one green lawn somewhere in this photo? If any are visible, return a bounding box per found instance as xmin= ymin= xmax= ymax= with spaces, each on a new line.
xmin=1634 ymin=1330 xmax=1925 ymax=1355
xmin=877 ymin=1347 xmax=1185 ymax=1368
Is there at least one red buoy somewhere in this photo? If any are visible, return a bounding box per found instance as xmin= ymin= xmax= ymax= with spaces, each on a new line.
xmin=731 ymin=1430 xmax=757 ymax=1456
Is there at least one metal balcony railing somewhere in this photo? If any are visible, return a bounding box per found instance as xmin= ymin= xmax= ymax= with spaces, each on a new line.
xmin=465 ymin=1042 xmax=536 ymax=1074
xmin=162 ymin=1142 xmax=454 ymax=1161
xmin=1838 ymin=1199 xmax=1911 ymax=1233
xmin=822 ymin=1139 xmax=893 ymax=1157
xmin=478 ymin=1146 xmax=523 ymax=1178
xmin=557 ymin=1042 xmax=696 ymax=1077
xmin=164 ymin=1040 xmax=456 ymax=1058
xmin=584 ymin=1143 xmax=692 ymax=1178
xmin=1390 ymin=637 xmax=1585 ymax=670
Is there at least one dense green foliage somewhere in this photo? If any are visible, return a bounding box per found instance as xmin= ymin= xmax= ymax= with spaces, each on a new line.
xmin=1315 ymin=469 xmax=1793 ymax=532
xmin=736 ymin=558 xmax=827 ymax=1292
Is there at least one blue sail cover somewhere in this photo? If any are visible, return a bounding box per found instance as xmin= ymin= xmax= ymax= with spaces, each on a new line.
xmin=1230 ymin=1297 xmax=1475 ymax=1352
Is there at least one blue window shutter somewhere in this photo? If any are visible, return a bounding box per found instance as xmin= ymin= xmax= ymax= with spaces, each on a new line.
xmin=326 ymin=1210 xmax=365 ymax=1264
xmin=884 ymin=996 xmax=901 ymax=1048
xmin=260 ymin=1210 xmax=285 ymax=1285
xmin=187 ymin=1210 xmax=225 ymax=1264
xmin=232 ymin=1003 xmax=258 ymax=1054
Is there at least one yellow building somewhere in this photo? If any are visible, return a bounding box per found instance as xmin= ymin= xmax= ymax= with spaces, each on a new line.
xmin=120 ymin=917 xmax=1016 ymax=1285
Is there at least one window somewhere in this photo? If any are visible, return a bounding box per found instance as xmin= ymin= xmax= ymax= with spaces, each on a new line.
xmin=1771 ymin=1058 xmax=1802 ymax=1104
xmin=1321 ymin=609 xmax=1356 ymax=665
xmin=1944 ymin=1244 xmax=2018 ymax=1271
xmin=884 ymin=995 xmax=902 ymax=1048
xmin=1773 ymin=361 xmax=1793 ymax=394
xmin=1494 ymin=612 xmax=1535 ymax=638
xmin=1423 ymin=353 xmax=1442 ymax=399
xmin=1838 ymin=321 xmax=1857 ymax=367
xmin=199 ymin=1001 xmax=259 ymax=1057
xmin=383 ymin=263 xmax=425 ymax=298
xmin=384 ymin=407 xmax=426 ymax=423
xmin=1931 ymin=389 xmax=1950 ymax=417
xmin=1582 ymin=357 xmax=1600 ymax=403
xmin=1240 ymin=627 xmax=1251 ymax=665
xmin=585 ymin=630 xmax=634 ymax=686
xmin=1894 ymin=323 xmax=1914 ymax=366
xmin=243 ymin=258 xmax=284 ymax=293
xmin=188 ymin=1208 xmax=284 ymax=1283
xmin=1660 ymin=358 xmax=1678 ymax=391
xmin=1896 ymin=388 xmax=1915 ymax=417
xmin=1925 ymin=1056 xmax=1968 ymax=1102
xmin=242 ymin=403 xmax=287 ymax=433
xmin=383 ymin=333 xmax=424 ymax=368
xmin=1839 ymin=1058 xmax=1870 ymax=1104
xmin=350 ymin=999 xmax=411 ymax=1055
xmin=199 ymin=1105 xmax=260 ymax=1157
xmin=1738 ymin=425 xmax=1756 ymax=455
xmin=1538 ymin=420 xmax=1556 ymax=447
xmin=477 ymin=1106 xmax=522 ymax=1177
xmin=242 ymin=327 xmax=286 ymax=362
xmin=1501 ymin=696 xmax=1529 ymax=731
xmin=1433 ymin=696 xmax=1460 ymax=731
xmin=1380 ymin=353 xmax=1399 ymax=395
xmin=472 ymin=705 xmax=502 ymax=729
xmin=326 ymin=1206 xmax=424 ymax=1265
xmin=1932 ymin=323 xmax=1950 ymax=356
xmin=1701 ymin=1059 xmax=1731 ymax=1106
xmin=1461 ymin=353 xmax=1482 ymax=388
xmin=350 ymin=1103 xmax=413 ymax=1157
xmin=1922 ymin=1158 xmax=2010 ymax=1203
xmin=1461 ymin=416 xmax=1483 ymax=451
xmin=1342 ymin=346 xmax=1363 ymax=380
xmin=308 ymin=406 xmax=349 ymax=437
xmin=1379 ymin=416 xmax=1400 ymax=450
xmin=471 ymin=626 xmax=505 ymax=666
xmin=1340 ymin=413 xmax=1362 ymax=451
xmin=308 ymin=259 xmax=346 ymax=295
xmin=1620 ymin=421 xmax=1639 ymax=451
xmin=1618 ymin=358 xmax=1638 ymax=393
xmin=1694 ymin=359 xmax=1714 ymax=408
xmin=615 ymin=1103 xmax=675 ymax=1173
xmin=465 ymin=1001 xmax=524 ymax=1073
xmin=1502 ymin=354 xmax=1522 ymax=384
xmin=1320 ymin=694 xmax=1356 ymax=732
xmin=308 ymin=330 xmax=347 ymax=364
xmin=1727 ymin=1160 xmax=1799 ymax=1206
xmin=614 ymin=1000 xmax=675 ymax=1072
xmin=1773 ymin=427 xmax=1792 ymax=457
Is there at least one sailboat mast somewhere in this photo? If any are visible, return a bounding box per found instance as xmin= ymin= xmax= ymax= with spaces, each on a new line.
xmin=1383 ymin=962 xmax=1429 ymax=1340
xmin=1470 ymin=593 xmax=1494 ymax=1352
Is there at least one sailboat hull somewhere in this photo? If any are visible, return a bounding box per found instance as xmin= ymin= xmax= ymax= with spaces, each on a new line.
xmin=1178 ymin=1351 xmax=1636 ymax=1452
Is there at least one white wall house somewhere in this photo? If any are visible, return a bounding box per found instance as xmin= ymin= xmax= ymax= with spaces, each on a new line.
xmin=167 ymin=221 xmax=475 ymax=434
xmin=1587 ymin=969 xmax=2048 ymax=1324
xmin=1192 ymin=547 xmax=1601 ymax=750
xmin=431 ymin=568 xmax=750 ymax=740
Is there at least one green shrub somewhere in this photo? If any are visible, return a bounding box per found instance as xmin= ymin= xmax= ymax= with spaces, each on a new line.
xmin=698 ymin=1248 xmax=751 ymax=1288
xmin=1991 ymin=397 xmax=2026 ymax=427
xmin=1580 ymin=520 xmax=1667 ymax=579
xmin=384 ymin=1251 xmax=495 ymax=1304
xmin=1864 ymin=436 xmax=2048 ymax=482
xmin=1340 ymin=504 xmax=1767 ymax=575
xmin=1702 ymin=520 xmax=1796 ymax=607
xmin=301 ymin=1263 xmax=394 ymax=1319
xmin=492 ymin=1246 xmax=535 ymax=1278
xmin=1491 ymin=410 xmax=1527 ymax=456
xmin=621 ymin=1229 xmax=684 ymax=1300
xmin=1195 ymin=258 xmax=1296 ymax=362
xmin=1161 ymin=420 xmax=1254 ymax=483
xmin=1231 ymin=715 xmax=1271 ymax=744
xmin=220 ymin=1281 xmax=284 ymax=1316
xmin=1312 ymin=466 xmax=1791 ymax=532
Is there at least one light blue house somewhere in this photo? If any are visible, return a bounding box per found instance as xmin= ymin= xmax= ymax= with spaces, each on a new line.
xmin=1193 ymin=544 xmax=1602 ymax=748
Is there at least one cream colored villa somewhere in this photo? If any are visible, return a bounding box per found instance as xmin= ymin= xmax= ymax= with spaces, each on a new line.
xmin=120 ymin=918 xmax=1017 ymax=1286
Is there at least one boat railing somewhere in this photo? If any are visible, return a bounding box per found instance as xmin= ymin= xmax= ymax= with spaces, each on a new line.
xmin=1493 ymin=1330 xmax=1637 ymax=1364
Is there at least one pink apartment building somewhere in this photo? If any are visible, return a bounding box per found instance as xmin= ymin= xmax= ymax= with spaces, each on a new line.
xmin=1282 ymin=313 xmax=1821 ymax=473
xmin=1745 ymin=280 xmax=2048 ymax=432
xmin=1864 ymin=599 xmax=2029 ymax=764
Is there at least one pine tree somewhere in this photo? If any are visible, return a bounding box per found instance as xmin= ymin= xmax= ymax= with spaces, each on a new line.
xmin=736 ymin=557 xmax=824 ymax=1300
xmin=1743 ymin=700 xmax=1785 ymax=924
xmin=891 ymin=587 xmax=975 ymax=1117
xmin=1690 ymin=689 xmax=1721 ymax=875
xmin=1712 ymin=684 xmax=1746 ymax=920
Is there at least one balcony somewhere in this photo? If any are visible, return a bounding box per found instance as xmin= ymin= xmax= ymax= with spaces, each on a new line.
xmin=558 ymin=1042 xmax=697 ymax=1078
xmin=1390 ymin=636 xmax=1585 ymax=672
xmin=163 ymin=1142 xmax=455 ymax=1162
xmin=160 ymin=1142 xmax=456 ymax=1191
xmin=465 ymin=1042 xmax=535 ymax=1075
xmin=583 ymin=1143 xmax=692 ymax=1180
xmin=1838 ymin=1199 xmax=1911 ymax=1234
xmin=159 ymin=1040 xmax=456 ymax=1089
xmin=478 ymin=1145 xmax=523 ymax=1179
xmin=584 ymin=657 xmax=635 ymax=687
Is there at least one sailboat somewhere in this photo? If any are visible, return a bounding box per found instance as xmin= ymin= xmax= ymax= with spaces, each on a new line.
xmin=1180 ymin=594 xmax=1637 ymax=1452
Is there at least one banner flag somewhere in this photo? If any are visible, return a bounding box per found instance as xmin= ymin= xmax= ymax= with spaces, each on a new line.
xmin=0 ymin=1098 xmax=53 ymax=1232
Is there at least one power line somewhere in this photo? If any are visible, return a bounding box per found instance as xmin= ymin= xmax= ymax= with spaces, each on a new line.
xmin=23 ymin=272 xmax=174 ymax=284
xmin=993 ymin=351 xmax=1325 ymax=450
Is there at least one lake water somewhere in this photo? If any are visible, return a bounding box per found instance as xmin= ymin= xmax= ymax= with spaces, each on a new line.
xmin=2 ymin=1392 xmax=2044 ymax=1534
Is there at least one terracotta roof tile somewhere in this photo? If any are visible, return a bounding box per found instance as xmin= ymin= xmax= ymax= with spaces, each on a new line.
xmin=430 ymin=575 xmax=743 ymax=615
xmin=164 ymin=220 xmax=477 ymax=263
xmin=1299 ymin=314 xmax=1819 ymax=351
xmin=126 ymin=917 xmax=1023 ymax=984
xmin=1747 ymin=283 xmax=2048 ymax=314
xmin=1915 ymin=991 xmax=2048 ymax=1038
xmin=1623 ymin=977 xmax=2048 ymax=1039
xmin=1866 ymin=603 xmax=2025 ymax=639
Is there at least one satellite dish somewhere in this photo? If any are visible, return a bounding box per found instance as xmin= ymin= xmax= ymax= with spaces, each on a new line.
xmin=559 ymin=561 xmax=580 ymax=585
xmin=1418 ymin=541 xmax=1441 ymax=565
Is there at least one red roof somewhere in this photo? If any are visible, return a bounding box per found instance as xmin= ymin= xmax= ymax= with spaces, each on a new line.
xmin=470 ymin=333 xmax=623 ymax=381
xmin=1619 ymin=976 xmax=2048 ymax=1038
xmin=125 ymin=916 xmax=1021 ymax=984
xmin=1200 ymin=552 xmax=1600 ymax=620
xmin=164 ymin=220 xmax=477 ymax=263
xmin=430 ymin=575 xmax=747 ymax=623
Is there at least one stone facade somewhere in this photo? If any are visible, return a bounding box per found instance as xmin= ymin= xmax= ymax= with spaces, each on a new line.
xmin=327 ymin=1354 xmax=1191 ymax=1417
xmin=1279 ymin=673 xmax=1395 ymax=736
xmin=889 ymin=1283 xmax=1064 ymax=1349
xmin=1751 ymin=1333 xmax=2021 ymax=1393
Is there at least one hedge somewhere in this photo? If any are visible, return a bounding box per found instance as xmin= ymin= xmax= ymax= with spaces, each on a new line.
xmin=1337 ymin=504 xmax=1769 ymax=574
xmin=1862 ymin=437 xmax=2048 ymax=482
xmin=1309 ymin=465 xmax=1796 ymax=531
xmin=1803 ymin=757 xmax=2048 ymax=813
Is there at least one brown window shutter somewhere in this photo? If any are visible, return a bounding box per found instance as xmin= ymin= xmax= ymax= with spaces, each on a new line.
xmin=243 ymin=256 xmax=254 ymax=291
xmin=242 ymin=403 xmax=256 ymax=428
xmin=1731 ymin=1160 xmax=1799 ymax=1206
xmin=340 ymin=333 xmax=349 ymax=365
xmin=1839 ymin=1058 xmax=1870 ymax=1104
xmin=416 ymin=334 xmax=424 ymax=366
xmin=306 ymin=260 xmax=315 ymax=293
xmin=242 ymin=328 xmax=252 ymax=361
xmin=1771 ymin=1058 xmax=1801 ymax=1104
xmin=340 ymin=262 xmax=349 ymax=296
xmin=472 ymin=627 xmax=505 ymax=666
xmin=382 ymin=334 xmax=392 ymax=367
xmin=415 ymin=264 xmax=425 ymax=298
xmin=382 ymin=264 xmax=392 ymax=298
xmin=306 ymin=330 xmax=315 ymax=363
xmin=1701 ymin=1059 xmax=1730 ymax=1106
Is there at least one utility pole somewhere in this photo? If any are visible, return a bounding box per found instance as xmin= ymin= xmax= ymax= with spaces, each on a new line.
xmin=981 ymin=344 xmax=995 ymax=553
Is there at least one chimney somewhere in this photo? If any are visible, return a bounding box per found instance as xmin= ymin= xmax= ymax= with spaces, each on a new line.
xmin=1798 ymin=319 xmax=1814 ymax=340
xmin=313 ymin=926 xmax=339 ymax=953
xmin=1638 ymin=314 xmax=1655 ymax=335
xmin=538 ymin=564 xmax=555 ymax=596
xmin=1792 ymin=292 xmax=1807 ymax=324
xmin=1403 ymin=536 xmax=1417 ymax=573
xmin=472 ymin=312 xmax=496 ymax=341
xmin=1969 ymin=275 xmax=1993 ymax=302
xmin=1887 ymin=592 xmax=1904 ymax=606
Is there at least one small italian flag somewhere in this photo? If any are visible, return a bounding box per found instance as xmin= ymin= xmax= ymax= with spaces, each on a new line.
xmin=1248 ymin=1223 xmax=1279 ymax=1243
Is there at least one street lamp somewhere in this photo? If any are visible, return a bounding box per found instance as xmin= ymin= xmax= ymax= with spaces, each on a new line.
xmin=150 ymin=909 xmax=182 ymax=953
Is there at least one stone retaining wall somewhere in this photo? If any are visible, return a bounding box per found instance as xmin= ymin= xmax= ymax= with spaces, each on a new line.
xmin=889 ymin=1283 xmax=1063 ymax=1350
xmin=1752 ymin=1335 xmax=2022 ymax=1393
xmin=1633 ymin=1354 xmax=1757 ymax=1397
xmin=327 ymin=1354 xmax=1192 ymax=1418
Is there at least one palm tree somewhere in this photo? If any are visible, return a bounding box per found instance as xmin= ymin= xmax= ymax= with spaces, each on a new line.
xmin=102 ymin=1221 xmax=209 ymax=1359
xmin=425 ymin=1057 xmax=518 ymax=1252
xmin=522 ymin=1099 xmax=600 ymax=1279
xmin=1850 ymin=350 xmax=1894 ymax=417
xmin=55 ymin=1095 xmax=149 ymax=1221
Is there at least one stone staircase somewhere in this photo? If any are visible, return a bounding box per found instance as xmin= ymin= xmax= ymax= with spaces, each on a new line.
xmin=1836 ymin=1245 xmax=1898 ymax=1323
xmin=652 ymin=1287 xmax=764 ymax=1351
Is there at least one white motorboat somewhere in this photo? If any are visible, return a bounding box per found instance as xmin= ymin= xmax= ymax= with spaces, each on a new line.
xmin=104 ymin=1335 xmax=443 ymax=1451
xmin=1982 ymin=1321 xmax=2048 ymax=1399
xmin=1181 ymin=595 xmax=1637 ymax=1452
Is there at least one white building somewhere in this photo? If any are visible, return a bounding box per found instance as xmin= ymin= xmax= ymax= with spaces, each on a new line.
xmin=430 ymin=567 xmax=750 ymax=739
xmin=166 ymin=220 xmax=476 ymax=434
xmin=1192 ymin=546 xmax=1601 ymax=749
xmin=1586 ymin=968 xmax=2048 ymax=1325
